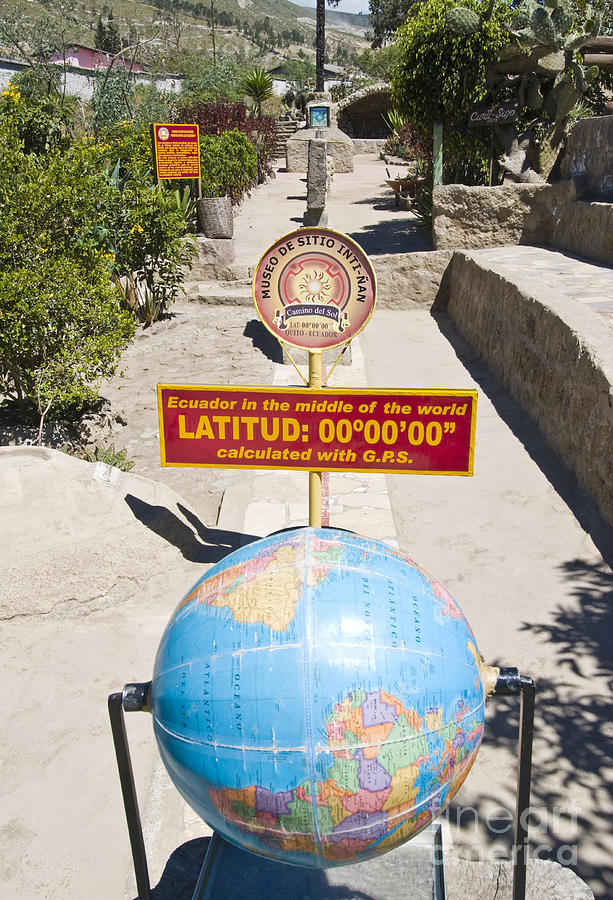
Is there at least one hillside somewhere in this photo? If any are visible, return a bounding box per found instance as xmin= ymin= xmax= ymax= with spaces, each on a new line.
xmin=0 ymin=0 xmax=370 ymax=72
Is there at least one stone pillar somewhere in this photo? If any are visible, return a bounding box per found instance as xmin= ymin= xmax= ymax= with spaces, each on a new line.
xmin=303 ymin=138 xmax=329 ymax=227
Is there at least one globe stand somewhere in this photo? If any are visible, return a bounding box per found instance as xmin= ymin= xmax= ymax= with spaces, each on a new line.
xmin=108 ymin=669 xmax=534 ymax=900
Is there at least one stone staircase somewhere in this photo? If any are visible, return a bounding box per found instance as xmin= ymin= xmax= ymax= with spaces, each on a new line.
xmin=274 ymin=119 xmax=302 ymax=158
xmin=188 ymin=277 xmax=253 ymax=305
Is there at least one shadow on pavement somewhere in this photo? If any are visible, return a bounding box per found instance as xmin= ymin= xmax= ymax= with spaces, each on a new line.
xmin=432 ymin=311 xmax=613 ymax=564
xmin=243 ymin=319 xmax=284 ymax=363
xmin=140 ymin=836 xmax=385 ymax=900
xmin=125 ymin=495 xmax=260 ymax=563
xmin=434 ymin=310 xmax=613 ymax=897
xmin=346 ymin=220 xmax=432 ymax=256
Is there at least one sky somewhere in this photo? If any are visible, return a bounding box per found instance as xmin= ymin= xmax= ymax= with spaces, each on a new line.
xmin=292 ymin=0 xmax=371 ymax=15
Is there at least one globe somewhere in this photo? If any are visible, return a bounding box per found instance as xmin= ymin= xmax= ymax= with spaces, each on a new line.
xmin=151 ymin=527 xmax=485 ymax=869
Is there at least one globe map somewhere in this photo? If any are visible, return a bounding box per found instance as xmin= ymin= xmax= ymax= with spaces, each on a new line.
xmin=152 ymin=527 xmax=485 ymax=868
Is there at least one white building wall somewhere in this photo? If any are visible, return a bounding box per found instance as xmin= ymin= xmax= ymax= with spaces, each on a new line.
xmin=0 ymin=59 xmax=182 ymax=101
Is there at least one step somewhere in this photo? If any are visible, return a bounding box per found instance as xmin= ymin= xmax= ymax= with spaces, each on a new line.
xmin=190 ymin=281 xmax=254 ymax=305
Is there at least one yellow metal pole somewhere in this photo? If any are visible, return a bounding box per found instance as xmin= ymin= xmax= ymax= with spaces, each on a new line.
xmin=308 ymin=351 xmax=323 ymax=528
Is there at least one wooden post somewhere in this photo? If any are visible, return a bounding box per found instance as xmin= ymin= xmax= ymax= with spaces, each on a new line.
xmin=433 ymin=120 xmax=443 ymax=186
xmin=308 ymin=351 xmax=323 ymax=528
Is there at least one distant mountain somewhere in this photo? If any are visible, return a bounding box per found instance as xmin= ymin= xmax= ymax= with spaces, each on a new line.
xmin=0 ymin=0 xmax=369 ymax=69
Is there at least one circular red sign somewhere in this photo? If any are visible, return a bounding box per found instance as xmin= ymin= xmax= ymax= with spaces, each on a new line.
xmin=252 ymin=228 xmax=376 ymax=350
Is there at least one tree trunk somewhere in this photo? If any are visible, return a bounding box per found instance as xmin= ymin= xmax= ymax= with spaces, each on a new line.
xmin=316 ymin=0 xmax=325 ymax=92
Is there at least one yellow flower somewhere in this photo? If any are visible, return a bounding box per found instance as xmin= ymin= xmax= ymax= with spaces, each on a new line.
xmin=129 ymin=225 xmax=144 ymax=234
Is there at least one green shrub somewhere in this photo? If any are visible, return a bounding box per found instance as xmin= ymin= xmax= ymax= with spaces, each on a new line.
xmin=177 ymin=102 xmax=278 ymax=184
xmin=0 ymin=127 xmax=118 ymax=270
xmin=92 ymin=68 xmax=134 ymax=135
xmin=0 ymin=255 xmax=134 ymax=417
xmin=200 ymin=128 xmax=257 ymax=202
xmin=0 ymin=78 xmax=75 ymax=155
xmin=97 ymin=120 xmax=153 ymax=178
xmin=111 ymin=181 xmax=196 ymax=325
xmin=393 ymin=0 xmax=508 ymax=129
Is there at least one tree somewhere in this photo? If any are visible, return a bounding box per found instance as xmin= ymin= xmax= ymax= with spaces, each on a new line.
xmin=95 ymin=14 xmax=108 ymax=51
xmin=368 ymin=0 xmax=417 ymax=47
xmin=106 ymin=10 xmax=121 ymax=54
xmin=279 ymin=59 xmax=316 ymax=92
xmin=392 ymin=0 xmax=508 ymax=185
xmin=95 ymin=7 xmax=122 ymax=54
xmin=355 ymin=45 xmax=399 ymax=79
xmin=316 ymin=0 xmax=341 ymax=91
xmin=393 ymin=0 xmax=508 ymax=128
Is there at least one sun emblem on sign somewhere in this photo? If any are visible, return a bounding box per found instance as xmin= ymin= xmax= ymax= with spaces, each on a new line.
xmin=299 ymin=270 xmax=331 ymax=303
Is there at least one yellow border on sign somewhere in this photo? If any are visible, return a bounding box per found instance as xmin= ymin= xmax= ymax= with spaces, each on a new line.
xmin=251 ymin=227 xmax=378 ymax=351
xmin=152 ymin=122 xmax=201 ymax=181
xmin=157 ymin=385 xmax=477 ymax=476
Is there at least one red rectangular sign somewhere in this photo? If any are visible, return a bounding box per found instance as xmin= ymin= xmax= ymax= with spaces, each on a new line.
xmin=158 ymin=386 xmax=477 ymax=475
xmin=152 ymin=123 xmax=200 ymax=180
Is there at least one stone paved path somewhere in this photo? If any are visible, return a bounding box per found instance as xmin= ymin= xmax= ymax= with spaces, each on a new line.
xmin=480 ymin=245 xmax=613 ymax=326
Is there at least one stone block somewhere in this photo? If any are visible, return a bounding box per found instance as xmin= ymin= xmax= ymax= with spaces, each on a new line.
xmin=287 ymin=126 xmax=353 ymax=173
xmin=559 ymin=115 xmax=613 ymax=200
xmin=197 ymin=236 xmax=235 ymax=263
xmin=282 ymin=344 xmax=352 ymax=367
xmin=373 ymin=251 xmax=453 ymax=308
xmin=353 ymin=138 xmax=386 ymax=154
xmin=432 ymin=181 xmax=613 ymax=265
xmin=302 ymin=207 xmax=328 ymax=226
xmin=432 ymin=183 xmax=550 ymax=250
xmin=445 ymin=857 xmax=594 ymax=899
xmin=306 ymin=138 xmax=328 ymax=209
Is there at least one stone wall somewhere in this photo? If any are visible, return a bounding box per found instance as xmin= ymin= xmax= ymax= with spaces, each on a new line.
xmin=446 ymin=251 xmax=613 ymax=526
xmin=353 ymin=138 xmax=386 ymax=154
xmin=559 ymin=115 xmax=613 ymax=200
xmin=433 ymin=181 xmax=613 ymax=265
xmin=335 ymin=84 xmax=391 ymax=139
xmin=432 ymin=183 xmax=550 ymax=249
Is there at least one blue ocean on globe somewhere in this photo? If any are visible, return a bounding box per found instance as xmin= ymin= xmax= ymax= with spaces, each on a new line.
xmin=151 ymin=527 xmax=485 ymax=868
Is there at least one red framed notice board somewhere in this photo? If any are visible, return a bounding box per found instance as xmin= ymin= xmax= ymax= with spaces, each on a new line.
xmin=152 ymin=123 xmax=200 ymax=180
xmin=158 ymin=385 xmax=477 ymax=476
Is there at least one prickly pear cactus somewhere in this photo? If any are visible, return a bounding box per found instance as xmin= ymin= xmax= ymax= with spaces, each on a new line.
xmin=487 ymin=0 xmax=603 ymax=180
xmin=445 ymin=6 xmax=481 ymax=35
xmin=531 ymin=6 xmax=557 ymax=44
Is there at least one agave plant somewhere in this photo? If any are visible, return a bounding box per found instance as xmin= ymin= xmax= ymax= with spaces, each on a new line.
xmin=382 ymin=108 xmax=408 ymax=138
xmin=84 ymin=443 xmax=135 ymax=471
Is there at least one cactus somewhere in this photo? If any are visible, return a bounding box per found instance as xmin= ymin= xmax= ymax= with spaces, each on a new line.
xmin=536 ymin=50 xmax=566 ymax=73
xmin=530 ymin=6 xmax=557 ymax=45
xmin=485 ymin=0 xmax=604 ymax=181
xmin=526 ymin=74 xmax=544 ymax=110
xmin=445 ymin=7 xmax=481 ymax=36
xmin=550 ymin=6 xmax=572 ymax=37
xmin=442 ymin=0 xmax=602 ymax=181
xmin=555 ymin=80 xmax=580 ymax=119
